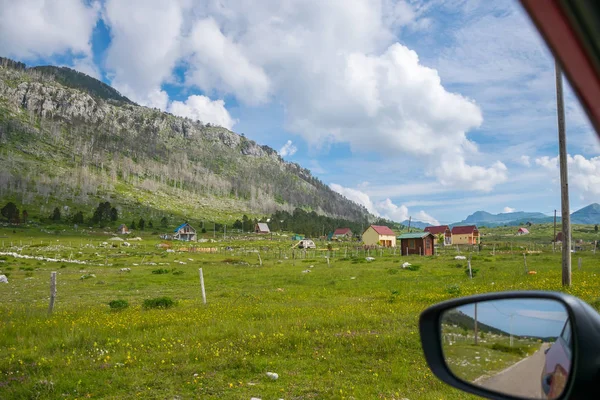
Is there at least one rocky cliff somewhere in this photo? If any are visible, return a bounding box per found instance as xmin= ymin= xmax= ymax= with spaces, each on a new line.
xmin=0 ymin=58 xmax=370 ymax=223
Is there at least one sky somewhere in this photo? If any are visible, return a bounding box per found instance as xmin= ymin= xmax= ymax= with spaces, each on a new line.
xmin=455 ymin=298 xmax=569 ymax=338
xmin=1 ymin=0 xmax=599 ymax=224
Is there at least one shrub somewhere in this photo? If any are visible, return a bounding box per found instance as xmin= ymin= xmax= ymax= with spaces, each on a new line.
xmin=109 ymin=299 xmax=129 ymax=310
xmin=490 ymin=343 xmax=527 ymax=356
xmin=172 ymin=270 xmax=184 ymax=275
xmin=143 ymin=297 xmax=175 ymax=309
xmin=445 ymin=285 xmax=461 ymax=295
xmin=405 ymin=264 xmax=420 ymax=271
xmin=465 ymin=266 xmax=479 ymax=278
xmin=151 ymin=268 xmax=169 ymax=274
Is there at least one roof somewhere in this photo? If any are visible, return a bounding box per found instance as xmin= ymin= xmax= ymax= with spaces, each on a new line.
xmin=256 ymin=222 xmax=270 ymax=232
xmin=518 ymin=227 xmax=530 ymax=233
xmin=451 ymin=225 xmax=478 ymax=234
xmin=174 ymin=222 xmax=192 ymax=232
xmin=424 ymin=225 xmax=450 ymax=235
xmin=397 ymin=232 xmax=433 ymax=239
xmin=333 ymin=228 xmax=352 ymax=235
xmin=369 ymin=225 xmax=395 ymax=236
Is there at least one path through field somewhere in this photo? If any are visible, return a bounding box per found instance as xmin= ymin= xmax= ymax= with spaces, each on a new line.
xmin=475 ymin=343 xmax=549 ymax=398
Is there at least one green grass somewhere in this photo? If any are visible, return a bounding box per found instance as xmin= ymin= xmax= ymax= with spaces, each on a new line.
xmin=0 ymin=227 xmax=600 ymax=399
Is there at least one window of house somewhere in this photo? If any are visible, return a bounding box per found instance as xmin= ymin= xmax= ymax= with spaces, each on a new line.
xmin=409 ymin=240 xmax=415 ymax=249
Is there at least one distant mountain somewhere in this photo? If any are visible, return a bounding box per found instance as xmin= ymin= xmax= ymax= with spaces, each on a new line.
xmin=451 ymin=204 xmax=600 ymax=227
xmin=400 ymin=220 xmax=430 ymax=230
xmin=443 ymin=310 xmax=510 ymax=337
xmin=571 ymin=203 xmax=600 ymax=224
xmin=456 ymin=210 xmax=549 ymax=227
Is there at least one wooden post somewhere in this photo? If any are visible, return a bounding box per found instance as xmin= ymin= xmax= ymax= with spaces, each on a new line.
xmin=523 ymin=253 xmax=528 ymax=273
xmin=468 ymin=257 xmax=473 ymax=279
xmin=492 ymin=244 xmax=495 ymax=256
xmin=578 ymin=257 xmax=582 ymax=270
xmin=48 ymin=272 xmax=57 ymax=315
xmin=258 ymin=252 xmax=262 ymax=266
xmin=198 ymin=268 xmax=206 ymax=304
xmin=326 ymin=257 xmax=330 ymax=266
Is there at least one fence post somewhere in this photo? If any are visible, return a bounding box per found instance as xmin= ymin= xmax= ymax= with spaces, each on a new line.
xmin=578 ymin=257 xmax=582 ymax=270
xmin=523 ymin=253 xmax=528 ymax=274
xmin=198 ymin=268 xmax=206 ymax=304
xmin=258 ymin=252 xmax=263 ymax=266
xmin=48 ymin=272 xmax=57 ymax=315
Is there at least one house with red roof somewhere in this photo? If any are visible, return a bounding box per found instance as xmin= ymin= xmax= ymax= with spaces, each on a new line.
xmin=362 ymin=225 xmax=396 ymax=247
xmin=517 ymin=227 xmax=530 ymax=235
xmin=424 ymin=225 xmax=452 ymax=245
xmin=451 ymin=225 xmax=480 ymax=245
xmin=332 ymin=228 xmax=353 ymax=240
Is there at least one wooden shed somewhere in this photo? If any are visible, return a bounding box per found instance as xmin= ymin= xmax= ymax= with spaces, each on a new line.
xmin=397 ymin=232 xmax=435 ymax=256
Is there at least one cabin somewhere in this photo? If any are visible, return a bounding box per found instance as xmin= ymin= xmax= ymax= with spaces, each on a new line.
xmin=332 ymin=228 xmax=353 ymax=240
xmin=397 ymin=232 xmax=435 ymax=256
xmin=517 ymin=227 xmax=530 ymax=235
xmin=255 ymin=223 xmax=270 ymax=234
xmin=174 ymin=223 xmax=197 ymax=241
xmin=424 ymin=225 xmax=452 ymax=245
xmin=451 ymin=225 xmax=480 ymax=245
xmin=117 ymin=224 xmax=130 ymax=235
xmin=362 ymin=225 xmax=396 ymax=247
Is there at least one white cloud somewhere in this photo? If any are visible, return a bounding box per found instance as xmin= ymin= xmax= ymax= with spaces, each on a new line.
xmin=519 ymin=155 xmax=531 ymax=167
xmin=184 ymin=17 xmax=271 ymax=105
xmin=435 ymin=157 xmax=508 ymax=192
xmin=503 ymin=207 xmax=515 ymax=213
xmin=103 ymin=0 xmax=185 ymax=108
xmin=535 ymin=154 xmax=600 ymax=198
xmin=279 ymin=140 xmax=297 ymax=157
xmin=330 ymin=183 xmax=439 ymax=224
xmin=376 ymin=198 xmax=409 ymax=222
xmin=168 ymin=95 xmax=236 ymax=129
xmin=71 ymin=57 xmax=101 ymax=80
xmin=329 ymin=183 xmax=377 ymax=215
xmin=0 ymin=0 xmax=99 ymax=59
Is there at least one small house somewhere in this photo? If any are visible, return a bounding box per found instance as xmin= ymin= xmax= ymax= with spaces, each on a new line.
xmin=332 ymin=228 xmax=353 ymax=240
xmin=174 ymin=223 xmax=197 ymax=241
xmin=517 ymin=227 xmax=530 ymax=235
xmin=117 ymin=224 xmax=129 ymax=235
xmin=255 ymin=223 xmax=270 ymax=234
xmin=451 ymin=225 xmax=479 ymax=245
xmin=397 ymin=232 xmax=435 ymax=256
xmin=362 ymin=225 xmax=396 ymax=247
xmin=424 ymin=225 xmax=451 ymax=245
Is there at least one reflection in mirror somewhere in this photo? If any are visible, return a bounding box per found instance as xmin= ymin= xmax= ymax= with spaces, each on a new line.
xmin=440 ymin=298 xmax=571 ymax=400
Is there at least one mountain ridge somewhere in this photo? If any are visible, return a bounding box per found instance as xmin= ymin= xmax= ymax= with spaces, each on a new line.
xmin=0 ymin=57 xmax=372 ymax=224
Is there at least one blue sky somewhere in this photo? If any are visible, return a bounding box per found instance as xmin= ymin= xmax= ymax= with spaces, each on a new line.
xmin=1 ymin=0 xmax=599 ymax=224
xmin=455 ymin=298 xmax=568 ymax=338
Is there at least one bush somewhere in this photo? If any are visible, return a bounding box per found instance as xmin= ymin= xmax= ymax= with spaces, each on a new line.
xmin=172 ymin=270 xmax=184 ymax=275
xmin=152 ymin=268 xmax=169 ymax=274
xmin=465 ymin=266 xmax=479 ymax=278
xmin=108 ymin=299 xmax=129 ymax=310
xmin=405 ymin=264 xmax=420 ymax=271
xmin=445 ymin=284 xmax=461 ymax=295
xmin=143 ymin=297 xmax=175 ymax=309
xmin=490 ymin=343 xmax=527 ymax=356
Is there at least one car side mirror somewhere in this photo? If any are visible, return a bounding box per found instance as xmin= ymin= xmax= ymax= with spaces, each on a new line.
xmin=420 ymin=291 xmax=600 ymax=400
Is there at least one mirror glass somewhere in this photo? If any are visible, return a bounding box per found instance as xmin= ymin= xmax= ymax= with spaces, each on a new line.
xmin=440 ymin=298 xmax=572 ymax=400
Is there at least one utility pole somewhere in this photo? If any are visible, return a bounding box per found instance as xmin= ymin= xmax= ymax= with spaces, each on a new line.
xmin=408 ymin=216 xmax=412 ymax=233
xmin=556 ymin=60 xmax=571 ymax=286
xmin=553 ymin=209 xmax=557 ymax=253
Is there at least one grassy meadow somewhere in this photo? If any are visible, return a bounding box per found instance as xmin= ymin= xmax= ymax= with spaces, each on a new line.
xmin=1 ymin=226 xmax=600 ymax=399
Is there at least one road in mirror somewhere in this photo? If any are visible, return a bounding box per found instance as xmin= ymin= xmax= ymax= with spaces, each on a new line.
xmin=440 ymin=298 xmax=571 ymax=400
